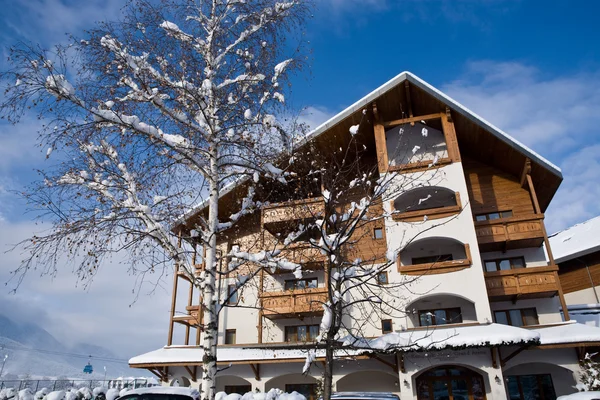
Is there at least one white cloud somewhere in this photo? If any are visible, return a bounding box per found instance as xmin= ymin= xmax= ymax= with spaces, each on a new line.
xmin=442 ymin=61 xmax=600 ymax=232
xmin=298 ymin=106 xmax=335 ymax=130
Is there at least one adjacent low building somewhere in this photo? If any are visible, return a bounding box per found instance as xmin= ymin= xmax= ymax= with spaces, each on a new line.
xmin=129 ymin=71 xmax=600 ymax=400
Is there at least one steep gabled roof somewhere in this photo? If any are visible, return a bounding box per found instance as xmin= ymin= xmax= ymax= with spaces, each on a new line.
xmin=174 ymin=71 xmax=563 ymax=230
xmin=549 ymin=215 xmax=600 ymax=263
xmin=300 ymin=71 xmax=561 ymax=178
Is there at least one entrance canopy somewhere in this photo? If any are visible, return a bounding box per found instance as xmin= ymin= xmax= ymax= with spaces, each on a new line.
xmin=530 ymin=321 xmax=600 ymax=347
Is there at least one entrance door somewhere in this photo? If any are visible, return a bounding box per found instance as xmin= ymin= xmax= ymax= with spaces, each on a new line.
xmin=416 ymin=366 xmax=486 ymax=400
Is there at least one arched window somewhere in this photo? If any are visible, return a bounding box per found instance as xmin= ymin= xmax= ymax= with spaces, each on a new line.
xmin=416 ymin=366 xmax=487 ymax=400
xmin=392 ymin=186 xmax=461 ymax=221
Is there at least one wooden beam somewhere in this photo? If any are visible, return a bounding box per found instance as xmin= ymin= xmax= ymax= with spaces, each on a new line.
xmin=404 ymin=81 xmax=414 ymax=125
xmin=167 ymin=266 xmax=180 ymax=346
xmin=398 ymin=353 xmax=405 ymax=373
xmin=441 ymin=108 xmax=461 ymax=163
xmin=184 ymin=366 xmax=196 ymax=381
xmin=372 ymin=102 xmax=389 ymax=174
xmin=147 ymin=368 xmax=164 ymax=381
xmin=382 ymin=113 xmax=444 ymax=129
xmin=500 ymin=346 xmax=527 ymax=367
xmin=370 ymin=354 xmax=398 ymax=373
xmin=250 ymin=363 xmax=261 ymax=381
xmin=490 ymin=347 xmax=498 ymax=369
xmin=520 ymin=158 xmax=532 ymax=188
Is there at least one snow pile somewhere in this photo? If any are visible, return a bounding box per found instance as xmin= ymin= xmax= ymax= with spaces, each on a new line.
xmin=341 ymin=323 xmax=540 ymax=352
xmin=18 ymin=389 xmax=34 ymax=400
xmin=0 ymin=388 xmax=16 ymax=400
xmin=45 ymin=391 xmax=66 ymax=400
xmin=531 ymin=321 xmax=600 ymax=345
xmin=217 ymin=390 xmax=305 ymax=400
xmin=36 ymin=389 xmax=49 ymax=400
xmin=557 ymin=392 xmax=600 ymax=400
xmin=105 ymin=389 xmax=120 ymax=400
xmin=549 ymin=215 xmax=600 ymax=263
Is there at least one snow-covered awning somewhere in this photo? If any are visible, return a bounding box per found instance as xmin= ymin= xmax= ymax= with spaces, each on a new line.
xmin=343 ymin=323 xmax=540 ymax=353
xmin=530 ymin=321 xmax=600 ymax=346
xmin=129 ymin=345 xmax=359 ymax=367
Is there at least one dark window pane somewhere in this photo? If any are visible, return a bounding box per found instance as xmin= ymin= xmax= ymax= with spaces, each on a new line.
xmin=307 ymin=278 xmax=317 ymax=289
xmin=285 ymin=326 xmax=297 ymax=342
xmin=434 ymin=309 xmax=448 ymax=325
xmin=284 ymin=281 xmax=295 ymax=290
xmin=507 ymin=377 xmax=521 ymax=400
xmin=447 ymin=308 xmax=463 ymax=324
xmin=509 ymin=310 xmax=523 ymax=327
xmin=499 ymin=259 xmax=511 ymax=270
xmin=485 ymin=261 xmax=497 ymax=272
xmin=501 ymin=210 xmax=513 ymax=218
xmin=374 ymin=228 xmax=383 ymax=239
xmin=298 ymin=326 xmax=307 ymax=341
xmin=309 ymin=325 xmax=319 ymax=341
xmin=382 ymin=319 xmax=393 ymax=333
xmin=475 ymin=215 xmax=487 ymax=221
xmin=228 ymin=285 xmax=238 ymax=304
xmin=225 ymin=329 xmax=236 ymax=344
xmin=540 ymin=374 xmax=557 ymax=400
xmin=495 ymin=311 xmax=509 ymax=325
xmin=224 ymin=385 xmax=251 ymax=395
xmin=420 ymin=312 xmax=433 ymax=326
xmin=512 ymin=258 xmax=525 ymax=268
xmin=520 ymin=375 xmax=541 ymax=400
xmin=489 ymin=213 xmax=500 ymax=220
xmin=522 ymin=308 xmax=539 ymax=326
xmin=378 ymin=272 xmax=388 ymax=284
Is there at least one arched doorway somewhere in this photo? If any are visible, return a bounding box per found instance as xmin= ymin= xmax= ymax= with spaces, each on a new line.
xmin=416 ymin=365 xmax=486 ymax=400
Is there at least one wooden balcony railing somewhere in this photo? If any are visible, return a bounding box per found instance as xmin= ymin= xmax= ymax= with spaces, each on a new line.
xmin=173 ymin=305 xmax=203 ymax=328
xmin=397 ymin=244 xmax=472 ymax=275
xmin=474 ymin=214 xmax=545 ymax=252
xmin=271 ymin=244 xmax=326 ymax=273
xmin=484 ymin=265 xmax=560 ymax=301
xmin=262 ymin=197 xmax=325 ymax=233
xmin=260 ymin=288 xmax=328 ymax=319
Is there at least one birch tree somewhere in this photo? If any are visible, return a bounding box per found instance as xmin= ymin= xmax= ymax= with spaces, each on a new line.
xmin=0 ymin=1 xmax=310 ymax=398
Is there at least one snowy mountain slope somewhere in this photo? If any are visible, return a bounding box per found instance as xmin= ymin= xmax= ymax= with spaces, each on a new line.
xmin=0 ymin=314 xmax=134 ymax=379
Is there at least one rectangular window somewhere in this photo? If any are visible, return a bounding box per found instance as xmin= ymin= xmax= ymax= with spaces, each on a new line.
xmin=381 ymin=319 xmax=393 ymax=334
xmin=412 ymin=254 xmax=453 ymax=265
xmin=507 ymin=374 xmax=556 ymax=400
xmin=419 ymin=308 xmax=463 ymax=326
xmin=227 ymin=284 xmax=238 ymax=305
xmin=494 ymin=308 xmax=539 ymax=327
xmin=224 ymin=385 xmax=251 ymax=395
xmin=475 ymin=210 xmax=513 ymax=221
xmin=374 ymin=227 xmax=384 ymax=239
xmin=484 ymin=257 xmax=526 ymax=272
xmin=377 ymin=271 xmax=389 ymax=285
xmin=284 ymin=278 xmax=318 ymax=291
xmin=225 ymin=329 xmax=236 ymax=344
xmin=285 ymin=325 xmax=320 ymax=342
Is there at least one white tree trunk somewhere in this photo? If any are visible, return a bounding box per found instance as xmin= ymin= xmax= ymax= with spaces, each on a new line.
xmin=201 ymin=143 xmax=219 ymax=400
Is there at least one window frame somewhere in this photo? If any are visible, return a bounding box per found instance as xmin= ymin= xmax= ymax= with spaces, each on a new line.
xmin=484 ymin=256 xmax=526 ymax=272
xmin=494 ymin=308 xmax=539 ymax=327
xmin=373 ymin=227 xmax=384 ymax=240
xmin=474 ymin=210 xmax=513 ymax=221
xmin=381 ymin=319 xmax=393 ymax=334
xmin=226 ymin=284 xmax=239 ymax=305
xmin=377 ymin=271 xmax=389 ymax=285
xmin=418 ymin=307 xmax=463 ymax=327
xmin=284 ymin=324 xmax=320 ymax=342
xmin=284 ymin=277 xmax=318 ymax=291
xmin=412 ymin=254 xmax=454 ymax=265
xmin=225 ymin=329 xmax=236 ymax=345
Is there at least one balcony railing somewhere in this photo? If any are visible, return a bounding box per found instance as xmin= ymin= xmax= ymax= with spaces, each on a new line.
xmin=474 ymin=214 xmax=545 ymax=252
xmin=173 ymin=305 xmax=203 ymax=328
xmin=272 ymin=243 xmax=326 ymax=273
xmin=484 ymin=265 xmax=560 ymax=301
xmin=397 ymin=244 xmax=472 ymax=275
xmin=260 ymin=288 xmax=328 ymax=319
xmin=261 ymin=197 xmax=325 ymax=233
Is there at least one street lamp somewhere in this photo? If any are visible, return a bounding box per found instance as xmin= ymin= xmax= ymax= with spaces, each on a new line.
xmin=0 ymin=355 xmax=8 ymax=379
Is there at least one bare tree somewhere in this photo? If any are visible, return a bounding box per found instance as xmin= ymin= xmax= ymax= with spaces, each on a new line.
xmin=0 ymin=1 xmax=311 ymax=399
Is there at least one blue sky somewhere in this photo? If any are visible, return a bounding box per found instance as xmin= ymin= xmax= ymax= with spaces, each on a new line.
xmin=0 ymin=0 xmax=599 ymax=364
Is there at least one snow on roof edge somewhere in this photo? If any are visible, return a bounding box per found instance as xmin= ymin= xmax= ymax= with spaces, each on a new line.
xmin=172 ymin=70 xmax=562 ymax=228
xmin=548 ymin=215 xmax=600 ymax=263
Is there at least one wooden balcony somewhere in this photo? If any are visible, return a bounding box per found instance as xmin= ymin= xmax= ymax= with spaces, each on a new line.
xmin=262 ymin=197 xmax=325 ymax=234
xmin=485 ymin=265 xmax=560 ymax=302
xmin=261 ymin=288 xmax=328 ymax=319
xmin=474 ymin=214 xmax=545 ymax=252
xmin=397 ymin=244 xmax=472 ymax=276
xmin=173 ymin=305 xmax=203 ymax=328
xmin=271 ymin=243 xmax=326 ymax=273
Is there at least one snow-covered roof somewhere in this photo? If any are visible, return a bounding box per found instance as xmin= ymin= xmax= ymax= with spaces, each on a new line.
xmin=344 ymin=323 xmax=539 ymax=352
xmin=549 ymin=216 xmax=600 ymax=263
xmin=129 ymin=345 xmax=354 ymax=367
xmin=173 ymin=71 xmax=562 ymax=229
xmin=530 ymin=321 xmax=600 ymax=346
